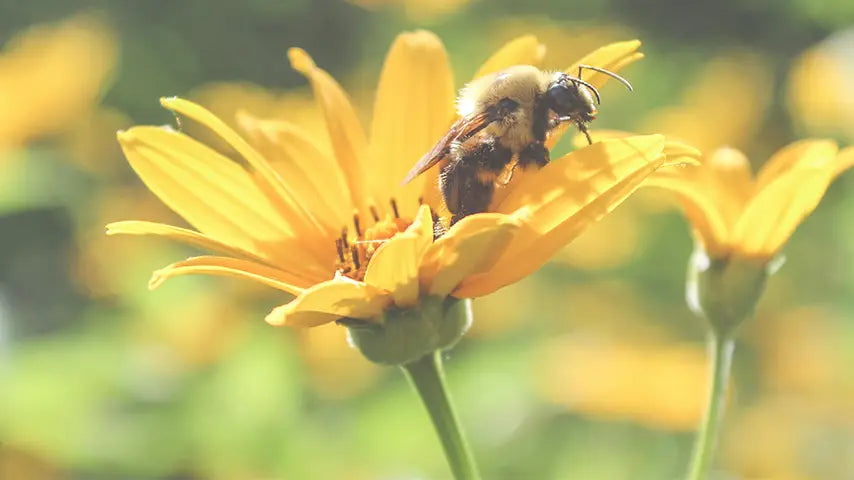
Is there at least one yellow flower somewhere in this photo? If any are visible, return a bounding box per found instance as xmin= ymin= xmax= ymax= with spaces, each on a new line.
xmin=787 ymin=32 xmax=854 ymax=141
xmin=648 ymin=140 xmax=854 ymax=260
xmin=537 ymin=335 xmax=708 ymax=431
xmin=108 ymin=31 xmax=674 ymax=330
xmin=640 ymin=51 xmax=770 ymax=152
xmin=0 ymin=15 xmax=116 ymax=153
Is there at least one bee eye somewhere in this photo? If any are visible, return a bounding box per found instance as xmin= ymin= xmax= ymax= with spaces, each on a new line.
xmin=547 ymin=84 xmax=576 ymax=115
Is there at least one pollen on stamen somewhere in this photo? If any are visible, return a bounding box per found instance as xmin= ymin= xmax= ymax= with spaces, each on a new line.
xmin=335 ymin=238 xmax=345 ymax=263
xmin=353 ymin=213 xmax=362 ymax=237
xmin=350 ymin=245 xmax=361 ymax=270
xmin=334 ymin=198 xmax=419 ymax=281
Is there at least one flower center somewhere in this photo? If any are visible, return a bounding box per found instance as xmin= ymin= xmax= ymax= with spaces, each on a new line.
xmin=335 ymin=198 xmax=413 ymax=281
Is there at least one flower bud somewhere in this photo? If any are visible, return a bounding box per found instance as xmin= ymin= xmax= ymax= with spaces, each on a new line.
xmin=686 ymin=247 xmax=777 ymax=336
xmin=344 ymin=297 xmax=472 ymax=365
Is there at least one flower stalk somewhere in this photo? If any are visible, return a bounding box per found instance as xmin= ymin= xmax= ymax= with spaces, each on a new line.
xmin=686 ymin=332 xmax=734 ymax=480
xmin=684 ymin=246 xmax=770 ymax=479
xmin=402 ymin=351 xmax=481 ymax=480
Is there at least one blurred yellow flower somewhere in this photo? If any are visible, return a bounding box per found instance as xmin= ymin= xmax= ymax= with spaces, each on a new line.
xmin=641 ymin=52 xmax=770 ymax=152
xmin=787 ymin=30 xmax=854 ymax=141
xmin=722 ymin=397 xmax=854 ymax=480
xmin=187 ymin=81 xmax=329 ymax=150
xmin=0 ymin=15 xmax=116 ymax=154
xmin=108 ymin=30 xmax=674 ymax=328
xmin=297 ymin=324 xmax=383 ymax=399
xmin=648 ymin=140 xmax=854 ymax=260
xmin=347 ymin=0 xmax=470 ymax=22
xmin=537 ymin=335 xmax=708 ymax=431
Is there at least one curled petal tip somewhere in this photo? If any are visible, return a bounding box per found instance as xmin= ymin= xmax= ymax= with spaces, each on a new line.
xmin=287 ymin=47 xmax=315 ymax=73
xmin=265 ymin=306 xmax=287 ymax=326
xmin=400 ymin=29 xmax=442 ymax=47
xmin=159 ymin=96 xmax=179 ymax=108
xmin=116 ymin=129 xmax=132 ymax=142
xmin=148 ymin=271 xmax=166 ymax=290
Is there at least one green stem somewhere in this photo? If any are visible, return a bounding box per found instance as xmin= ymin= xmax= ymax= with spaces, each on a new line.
xmin=687 ymin=333 xmax=735 ymax=480
xmin=401 ymin=351 xmax=481 ymax=480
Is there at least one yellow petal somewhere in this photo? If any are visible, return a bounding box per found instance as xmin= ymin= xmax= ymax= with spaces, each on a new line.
xmin=369 ymin=31 xmax=455 ymax=216
xmin=644 ymin=166 xmax=732 ymax=256
xmin=106 ymin=220 xmax=267 ymax=263
xmin=288 ymin=47 xmax=373 ymax=217
xmin=705 ymin=147 xmax=754 ymax=212
xmin=160 ymin=97 xmax=330 ymax=239
xmin=265 ymin=278 xmax=392 ymax=327
xmin=572 ymin=130 xmax=703 ymax=161
xmin=497 ymin=135 xmax=665 ymax=215
xmin=237 ymin=112 xmax=352 ymax=227
xmin=149 ymin=256 xmax=309 ymax=295
xmin=755 ymin=139 xmax=838 ymax=190
xmin=117 ymin=126 xmax=327 ymax=276
xmin=458 ymin=136 xmax=665 ymax=298
xmin=421 ymin=213 xmax=520 ymax=298
xmin=472 ymin=35 xmax=547 ymax=80
xmin=364 ymin=205 xmax=433 ymax=307
xmin=733 ymin=164 xmax=835 ymax=258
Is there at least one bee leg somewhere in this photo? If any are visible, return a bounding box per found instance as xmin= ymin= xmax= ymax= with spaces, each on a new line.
xmin=432 ymin=219 xmax=447 ymax=239
xmin=517 ymin=141 xmax=550 ymax=169
xmin=577 ymin=122 xmax=593 ymax=145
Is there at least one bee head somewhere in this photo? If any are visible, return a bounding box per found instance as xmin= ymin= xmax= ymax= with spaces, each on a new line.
xmin=546 ymin=66 xmax=633 ymax=124
xmin=546 ymin=74 xmax=599 ymax=123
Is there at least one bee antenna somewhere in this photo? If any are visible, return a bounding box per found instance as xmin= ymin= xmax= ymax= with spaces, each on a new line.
xmin=567 ymin=76 xmax=602 ymax=105
xmin=577 ymin=64 xmax=634 ymax=92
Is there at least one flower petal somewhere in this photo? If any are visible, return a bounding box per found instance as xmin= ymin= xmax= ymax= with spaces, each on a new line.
xmin=116 ymin=126 xmax=327 ymax=276
xmin=421 ymin=213 xmax=520 ymax=298
xmin=149 ymin=255 xmax=309 ymax=295
xmin=733 ymin=162 xmax=837 ymax=258
xmin=160 ymin=97 xmax=332 ymax=242
xmin=472 ymin=35 xmax=546 ymax=80
xmin=106 ymin=220 xmax=266 ymax=263
xmin=755 ymin=139 xmax=838 ymax=190
xmin=457 ymin=136 xmax=665 ymax=297
xmin=288 ymin=47 xmax=373 ymax=217
xmin=265 ymin=278 xmax=392 ymax=327
xmin=363 ymin=205 xmax=433 ymax=307
xmin=237 ymin=112 xmax=352 ymax=227
xmin=644 ymin=166 xmax=732 ymax=256
xmin=369 ymin=30 xmax=455 ymax=216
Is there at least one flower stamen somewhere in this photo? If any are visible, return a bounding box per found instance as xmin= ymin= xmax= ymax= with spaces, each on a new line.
xmin=351 ymin=245 xmax=361 ymax=270
xmin=334 ymin=198 xmax=419 ymax=281
xmin=353 ymin=213 xmax=362 ymax=237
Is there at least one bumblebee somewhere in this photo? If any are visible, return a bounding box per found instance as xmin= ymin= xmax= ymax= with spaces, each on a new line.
xmin=403 ymin=64 xmax=633 ymax=227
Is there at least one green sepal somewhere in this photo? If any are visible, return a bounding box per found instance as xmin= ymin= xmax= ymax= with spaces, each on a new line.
xmin=686 ymin=246 xmax=778 ymax=336
xmin=344 ymin=297 xmax=472 ymax=365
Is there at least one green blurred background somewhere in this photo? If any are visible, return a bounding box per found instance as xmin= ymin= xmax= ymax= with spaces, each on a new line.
xmin=2 ymin=0 xmax=854 ymax=479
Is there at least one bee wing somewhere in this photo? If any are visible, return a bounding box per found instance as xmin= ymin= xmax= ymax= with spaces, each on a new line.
xmin=401 ymin=110 xmax=492 ymax=185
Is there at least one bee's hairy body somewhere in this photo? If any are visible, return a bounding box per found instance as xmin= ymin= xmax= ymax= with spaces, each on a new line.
xmin=403 ymin=64 xmax=630 ymax=231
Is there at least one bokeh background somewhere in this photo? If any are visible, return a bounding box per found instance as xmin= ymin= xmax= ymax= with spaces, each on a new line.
xmin=2 ymin=1 xmax=854 ymax=479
